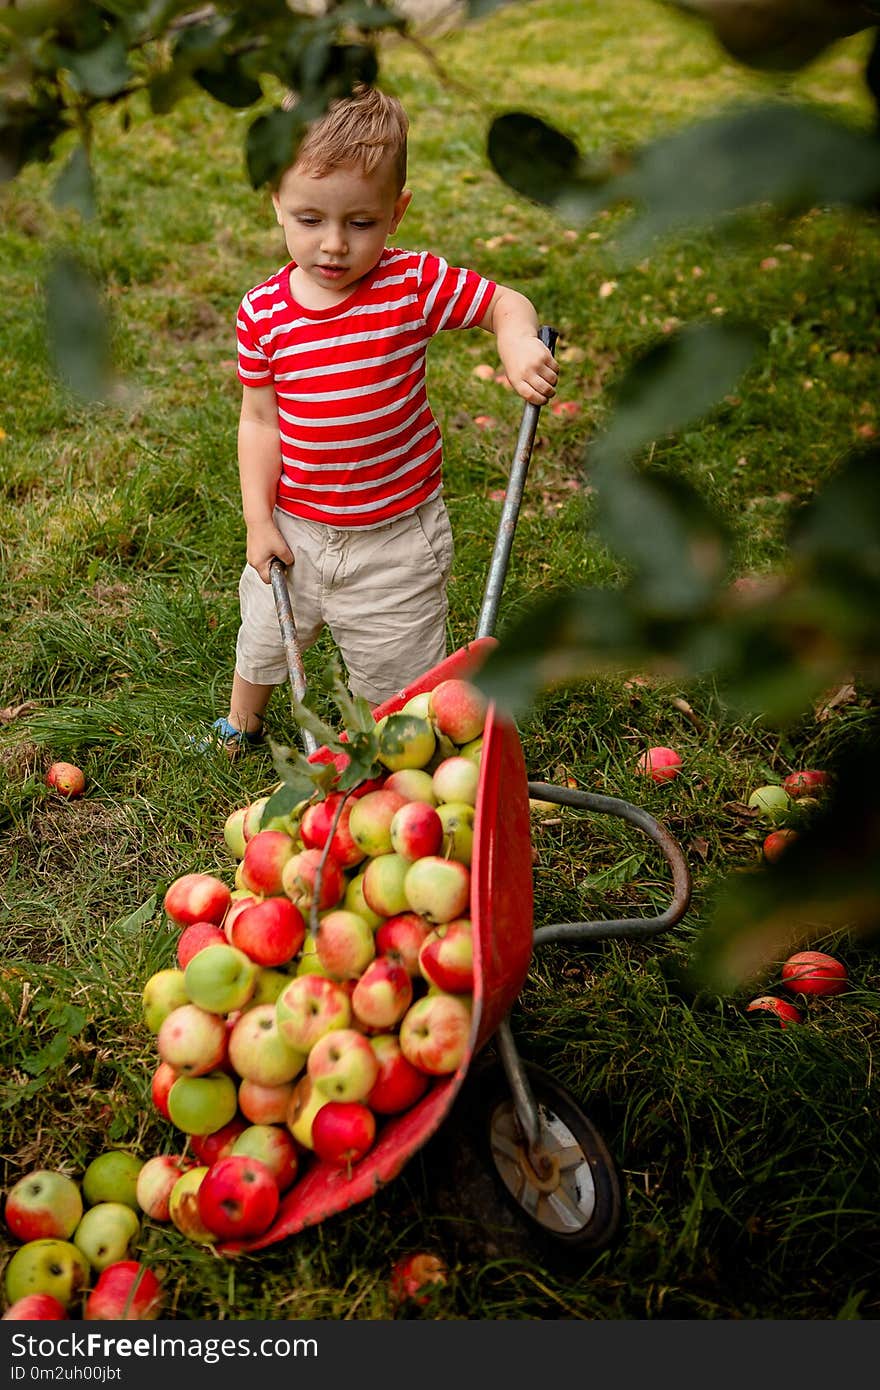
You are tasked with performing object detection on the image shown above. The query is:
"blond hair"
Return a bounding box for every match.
[282,85,408,190]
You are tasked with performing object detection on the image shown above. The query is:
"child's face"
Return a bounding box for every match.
[273,155,411,304]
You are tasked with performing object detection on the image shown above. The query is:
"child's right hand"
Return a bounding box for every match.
[247,520,294,584]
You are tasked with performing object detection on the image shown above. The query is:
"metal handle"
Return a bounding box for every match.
[475,325,560,641]
[268,556,318,756]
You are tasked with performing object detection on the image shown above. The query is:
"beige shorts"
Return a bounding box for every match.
[235,493,454,706]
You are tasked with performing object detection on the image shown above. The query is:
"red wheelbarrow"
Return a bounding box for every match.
[223,329,691,1255]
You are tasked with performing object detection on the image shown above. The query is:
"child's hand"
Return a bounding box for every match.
[500,334,559,405]
[247,520,294,584]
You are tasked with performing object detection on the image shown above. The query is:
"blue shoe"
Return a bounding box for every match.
[186,716,265,756]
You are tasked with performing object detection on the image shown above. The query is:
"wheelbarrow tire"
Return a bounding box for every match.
[475,1059,623,1255]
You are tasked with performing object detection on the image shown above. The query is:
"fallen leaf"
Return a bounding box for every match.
[689,837,710,860]
[0,702,34,724]
[598,280,617,299]
[472,363,495,380]
[815,683,857,721]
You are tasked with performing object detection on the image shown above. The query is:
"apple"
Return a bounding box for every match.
[230,896,305,968]
[45,761,85,798]
[167,1167,215,1244]
[2,1293,68,1320]
[367,1034,430,1115]
[135,1155,195,1222]
[197,1154,279,1241]
[404,856,471,925]
[81,1152,142,1212]
[164,872,232,928]
[275,974,352,1053]
[375,912,432,977]
[222,891,263,942]
[315,909,376,980]
[73,1203,140,1273]
[398,992,472,1075]
[389,1252,448,1307]
[227,1004,307,1086]
[436,802,474,865]
[383,768,437,805]
[377,713,436,772]
[242,796,270,841]
[4,1170,82,1242]
[390,801,443,861]
[781,951,848,997]
[311,1101,376,1167]
[223,806,249,859]
[241,967,294,1010]
[432,756,479,807]
[783,769,830,798]
[84,1261,163,1321]
[747,785,791,822]
[176,921,228,968]
[745,995,803,1028]
[300,794,366,869]
[150,1061,178,1121]
[550,399,581,417]
[362,852,411,917]
[425,731,458,774]
[295,932,331,977]
[239,829,297,897]
[231,1125,299,1193]
[190,1118,249,1166]
[635,746,682,783]
[459,736,483,765]
[184,943,259,1014]
[4,1239,90,1309]
[763,829,799,863]
[343,870,385,929]
[238,1077,297,1126]
[167,1071,239,1136]
[281,847,345,912]
[307,1028,380,1103]
[348,788,408,858]
[157,1003,228,1076]
[351,957,413,1031]
[418,919,473,993]
[428,679,487,745]
[142,968,189,1033]
[285,1075,329,1150]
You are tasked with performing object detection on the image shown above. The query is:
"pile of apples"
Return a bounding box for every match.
[140,677,488,1246]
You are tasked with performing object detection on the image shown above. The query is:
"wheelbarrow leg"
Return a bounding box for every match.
[496,1017,545,1164]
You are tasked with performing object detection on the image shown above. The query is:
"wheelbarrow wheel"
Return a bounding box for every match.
[480,1060,622,1253]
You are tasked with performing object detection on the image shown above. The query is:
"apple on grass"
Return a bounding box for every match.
[418,919,474,994]
[781,951,847,997]
[164,872,232,928]
[398,992,472,1075]
[763,829,799,862]
[428,679,487,746]
[142,968,190,1034]
[310,1101,376,1168]
[73,1203,140,1273]
[747,785,791,822]
[177,921,228,968]
[351,957,413,1032]
[745,995,803,1028]
[389,1253,448,1307]
[375,912,432,977]
[45,762,85,798]
[275,974,352,1054]
[403,856,471,925]
[167,1071,239,1137]
[4,1240,90,1310]
[315,909,376,980]
[230,896,305,968]
[307,1028,380,1102]
[227,1004,307,1086]
[158,1003,228,1076]
[136,1156,195,1222]
[2,1293,68,1320]
[168,1167,215,1244]
[238,1077,297,1126]
[84,1261,163,1321]
[223,805,249,860]
[783,769,830,798]
[82,1152,143,1212]
[231,1125,299,1193]
[635,746,682,783]
[4,1170,83,1242]
[197,1155,279,1241]
[184,943,260,1014]
[368,1034,430,1115]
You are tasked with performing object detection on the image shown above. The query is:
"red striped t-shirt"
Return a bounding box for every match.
[236,248,496,528]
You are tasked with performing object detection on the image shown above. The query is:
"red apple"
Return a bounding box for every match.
[230,896,305,968]
[2,1293,68,1320]
[300,794,366,869]
[221,892,263,943]
[389,1252,448,1307]
[763,829,799,863]
[4,1171,82,1242]
[231,1124,299,1193]
[550,400,581,418]
[315,908,376,980]
[45,762,85,798]
[150,1061,178,1121]
[428,679,487,745]
[307,1028,380,1103]
[351,957,413,1031]
[239,830,297,896]
[780,951,848,997]
[398,992,472,1075]
[783,769,830,798]
[197,1155,279,1241]
[281,847,345,912]
[84,1261,163,1321]
[418,919,474,994]
[390,801,444,861]
[177,921,228,968]
[164,873,231,928]
[238,1077,297,1126]
[367,1034,430,1115]
[310,1101,376,1167]
[635,746,682,782]
[745,995,803,1028]
[135,1155,195,1223]
[190,1118,249,1166]
[157,1003,228,1077]
[375,912,432,977]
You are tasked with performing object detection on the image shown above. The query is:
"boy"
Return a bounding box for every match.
[204,84,558,752]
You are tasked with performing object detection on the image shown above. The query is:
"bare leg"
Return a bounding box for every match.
[227,673,275,734]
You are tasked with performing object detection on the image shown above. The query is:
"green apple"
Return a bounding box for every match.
[342,871,384,930]
[240,967,293,1009]
[167,1071,238,1136]
[81,1152,143,1211]
[436,802,475,865]
[142,968,189,1033]
[73,1203,140,1272]
[168,1167,215,1244]
[223,806,249,860]
[184,943,259,1014]
[4,1239,90,1309]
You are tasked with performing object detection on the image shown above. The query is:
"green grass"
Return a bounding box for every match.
[2,0,880,1321]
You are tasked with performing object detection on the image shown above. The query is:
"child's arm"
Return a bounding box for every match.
[479,286,559,406]
[238,384,294,583]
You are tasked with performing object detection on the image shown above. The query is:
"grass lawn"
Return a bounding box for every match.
[1,0,879,1320]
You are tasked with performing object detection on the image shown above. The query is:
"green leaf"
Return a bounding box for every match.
[269,739,337,803]
[45,251,111,400]
[52,141,96,219]
[62,31,133,99]
[246,107,304,188]
[593,321,760,465]
[194,59,263,109]
[664,0,876,72]
[113,894,158,937]
[262,776,315,825]
[488,111,581,207]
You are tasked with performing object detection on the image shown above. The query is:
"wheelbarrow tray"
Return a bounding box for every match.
[221,637,534,1254]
